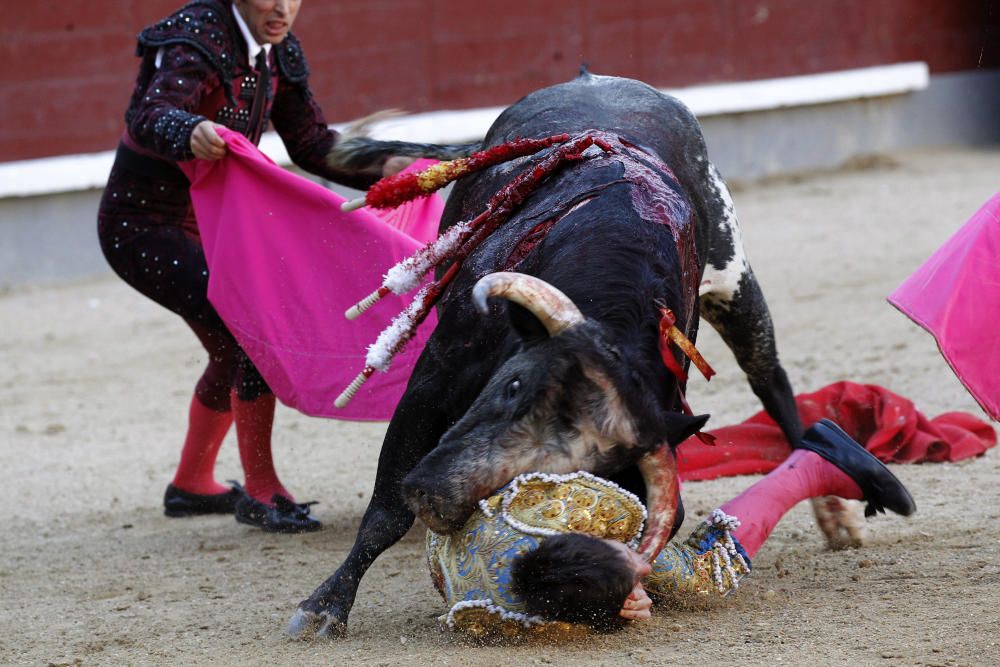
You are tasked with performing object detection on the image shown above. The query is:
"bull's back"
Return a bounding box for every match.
[444,74,714,247]
[488,73,701,165]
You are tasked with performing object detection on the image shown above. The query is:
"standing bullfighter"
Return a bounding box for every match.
[97,0,403,531]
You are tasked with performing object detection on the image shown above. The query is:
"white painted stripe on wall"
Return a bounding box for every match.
[668,61,929,115]
[0,62,929,199]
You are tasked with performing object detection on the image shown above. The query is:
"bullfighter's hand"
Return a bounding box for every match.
[382,156,416,177]
[191,121,228,161]
[619,583,652,621]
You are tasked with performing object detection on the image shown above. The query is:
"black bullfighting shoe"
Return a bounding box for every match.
[233,486,322,533]
[797,418,917,518]
[163,483,241,517]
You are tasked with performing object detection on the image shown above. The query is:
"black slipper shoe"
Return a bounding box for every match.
[163,483,241,517]
[233,484,322,533]
[797,419,917,518]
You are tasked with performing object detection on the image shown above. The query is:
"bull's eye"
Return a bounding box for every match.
[505,378,521,401]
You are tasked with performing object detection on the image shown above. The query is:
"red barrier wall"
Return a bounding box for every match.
[2,0,997,162]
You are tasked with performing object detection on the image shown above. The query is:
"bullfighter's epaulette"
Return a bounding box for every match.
[273,34,310,86]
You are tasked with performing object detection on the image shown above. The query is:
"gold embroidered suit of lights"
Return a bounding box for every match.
[503,477,645,543]
[426,471,645,640]
[643,515,751,598]
[425,472,751,640]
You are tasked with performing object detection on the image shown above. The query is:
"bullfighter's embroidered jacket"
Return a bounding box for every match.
[426,471,751,640]
[102,0,377,238]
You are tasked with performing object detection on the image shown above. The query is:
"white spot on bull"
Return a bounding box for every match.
[563,197,595,216]
[699,164,749,305]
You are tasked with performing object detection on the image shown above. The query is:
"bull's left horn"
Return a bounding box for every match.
[636,443,680,563]
[472,272,584,336]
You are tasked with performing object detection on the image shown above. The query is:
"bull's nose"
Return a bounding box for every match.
[402,477,471,534]
[401,476,434,516]
[405,485,428,508]
[400,475,423,502]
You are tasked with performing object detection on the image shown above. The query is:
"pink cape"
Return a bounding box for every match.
[888,192,1000,421]
[676,381,996,481]
[180,129,442,421]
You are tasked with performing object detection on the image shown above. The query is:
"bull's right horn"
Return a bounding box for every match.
[472,272,584,336]
[636,443,680,563]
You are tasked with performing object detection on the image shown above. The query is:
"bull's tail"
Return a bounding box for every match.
[327,136,481,173]
[327,110,481,173]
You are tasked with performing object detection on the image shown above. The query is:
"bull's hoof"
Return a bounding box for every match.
[286,607,348,640]
[811,496,865,550]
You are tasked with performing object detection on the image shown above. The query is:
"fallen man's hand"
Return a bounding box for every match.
[620,583,653,621]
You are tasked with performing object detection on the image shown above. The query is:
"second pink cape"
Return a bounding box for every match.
[888,192,1000,421]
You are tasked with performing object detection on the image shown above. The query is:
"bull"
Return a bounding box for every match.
[288,72,808,638]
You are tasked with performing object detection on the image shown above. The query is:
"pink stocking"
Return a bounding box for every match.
[232,391,292,504]
[172,395,233,495]
[720,449,861,558]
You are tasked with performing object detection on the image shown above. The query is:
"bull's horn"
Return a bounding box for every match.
[472,272,584,336]
[636,443,680,563]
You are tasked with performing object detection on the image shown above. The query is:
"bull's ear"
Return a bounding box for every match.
[663,412,710,446]
[508,302,551,343]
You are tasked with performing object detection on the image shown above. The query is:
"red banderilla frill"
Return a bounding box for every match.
[340,134,571,212]
[658,307,716,445]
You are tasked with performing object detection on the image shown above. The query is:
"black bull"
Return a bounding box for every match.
[288,73,803,638]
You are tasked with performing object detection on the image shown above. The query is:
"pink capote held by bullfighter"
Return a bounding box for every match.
[180,128,442,421]
[888,191,1000,421]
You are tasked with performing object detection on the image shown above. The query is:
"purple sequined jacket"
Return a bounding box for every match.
[102,0,376,234]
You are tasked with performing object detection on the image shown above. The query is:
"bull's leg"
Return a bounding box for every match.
[286,390,446,639]
[697,164,802,445]
[700,269,802,445]
[697,163,862,548]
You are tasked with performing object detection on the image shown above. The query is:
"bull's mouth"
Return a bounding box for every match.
[404,487,478,535]
[413,504,465,534]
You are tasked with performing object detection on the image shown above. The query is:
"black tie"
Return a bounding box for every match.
[256,50,272,99]
[246,50,271,144]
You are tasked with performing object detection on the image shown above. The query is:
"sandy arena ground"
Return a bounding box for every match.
[2,146,999,666]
